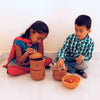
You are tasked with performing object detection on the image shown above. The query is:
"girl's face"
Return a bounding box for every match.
[29,29,48,44]
[75,24,91,40]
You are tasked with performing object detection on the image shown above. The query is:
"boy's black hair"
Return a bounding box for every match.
[21,21,49,38]
[75,15,91,30]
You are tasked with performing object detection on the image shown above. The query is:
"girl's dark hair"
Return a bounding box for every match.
[75,15,91,30]
[21,21,49,38]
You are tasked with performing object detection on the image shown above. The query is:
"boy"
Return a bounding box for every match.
[56,15,94,78]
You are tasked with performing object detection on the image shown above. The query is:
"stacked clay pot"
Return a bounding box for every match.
[52,66,68,81]
[29,52,45,81]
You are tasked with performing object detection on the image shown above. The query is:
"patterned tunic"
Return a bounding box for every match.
[9,39,38,68]
[57,33,94,61]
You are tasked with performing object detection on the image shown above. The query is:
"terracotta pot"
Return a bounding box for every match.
[30,57,45,70]
[30,67,45,81]
[29,53,45,81]
[52,66,68,81]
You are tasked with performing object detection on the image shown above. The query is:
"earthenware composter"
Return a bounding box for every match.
[29,52,45,81]
[52,63,68,81]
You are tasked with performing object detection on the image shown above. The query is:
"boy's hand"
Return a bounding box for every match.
[56,59,64,70]
[26,48,37,55]
[76,55,84,64]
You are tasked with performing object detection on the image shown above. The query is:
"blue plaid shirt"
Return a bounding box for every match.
[57,33,94,61]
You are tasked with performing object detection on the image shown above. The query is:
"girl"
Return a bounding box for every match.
[3,21,52,76]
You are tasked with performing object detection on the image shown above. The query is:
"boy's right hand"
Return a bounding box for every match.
[26,48,37,55]
[56,59,64,70]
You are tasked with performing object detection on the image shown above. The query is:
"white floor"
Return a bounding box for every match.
[0,54,100,100]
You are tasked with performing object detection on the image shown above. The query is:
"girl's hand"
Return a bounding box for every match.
[76,55,84,64]
[56,59,64,70]
[26,48,37,55]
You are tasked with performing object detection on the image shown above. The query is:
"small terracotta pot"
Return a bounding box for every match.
[30,57,45,70]
[30,67,45,81]
[52,66,68,81]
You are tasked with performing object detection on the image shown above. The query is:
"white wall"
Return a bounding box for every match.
[0,0,100,54]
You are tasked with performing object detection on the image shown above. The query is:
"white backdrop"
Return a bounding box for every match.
[0,0,100,54]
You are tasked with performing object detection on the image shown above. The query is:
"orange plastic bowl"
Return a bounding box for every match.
[62,75,81,89]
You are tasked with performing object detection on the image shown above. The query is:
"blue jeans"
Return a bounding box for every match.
[56,56,88,74]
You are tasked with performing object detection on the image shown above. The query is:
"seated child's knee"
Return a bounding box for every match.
[76,61,87,70]
[7,65,17,76]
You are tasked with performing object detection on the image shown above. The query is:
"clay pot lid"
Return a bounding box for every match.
[29,52,42,59]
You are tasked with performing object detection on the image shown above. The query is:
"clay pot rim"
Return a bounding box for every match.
[52,66,68,71]
[30,57,45,61]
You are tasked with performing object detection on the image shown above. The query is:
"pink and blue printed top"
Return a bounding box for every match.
[10,38,38,64]
[3,36,44,68]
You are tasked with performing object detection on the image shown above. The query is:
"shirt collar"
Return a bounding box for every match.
[75,33,89,43]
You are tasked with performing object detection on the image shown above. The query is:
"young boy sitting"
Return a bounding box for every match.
[56,15,94,78]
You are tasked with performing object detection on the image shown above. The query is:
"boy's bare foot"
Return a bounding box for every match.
[75,70,87,78]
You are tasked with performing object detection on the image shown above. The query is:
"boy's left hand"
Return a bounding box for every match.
[76,55,84,64]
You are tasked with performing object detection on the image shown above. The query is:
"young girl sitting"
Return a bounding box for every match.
[3,21,52,76]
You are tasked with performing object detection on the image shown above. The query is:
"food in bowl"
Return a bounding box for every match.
[62,74,81,89]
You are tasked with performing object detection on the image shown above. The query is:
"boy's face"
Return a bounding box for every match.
[75,24,91,40]
[29,29,47,44]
